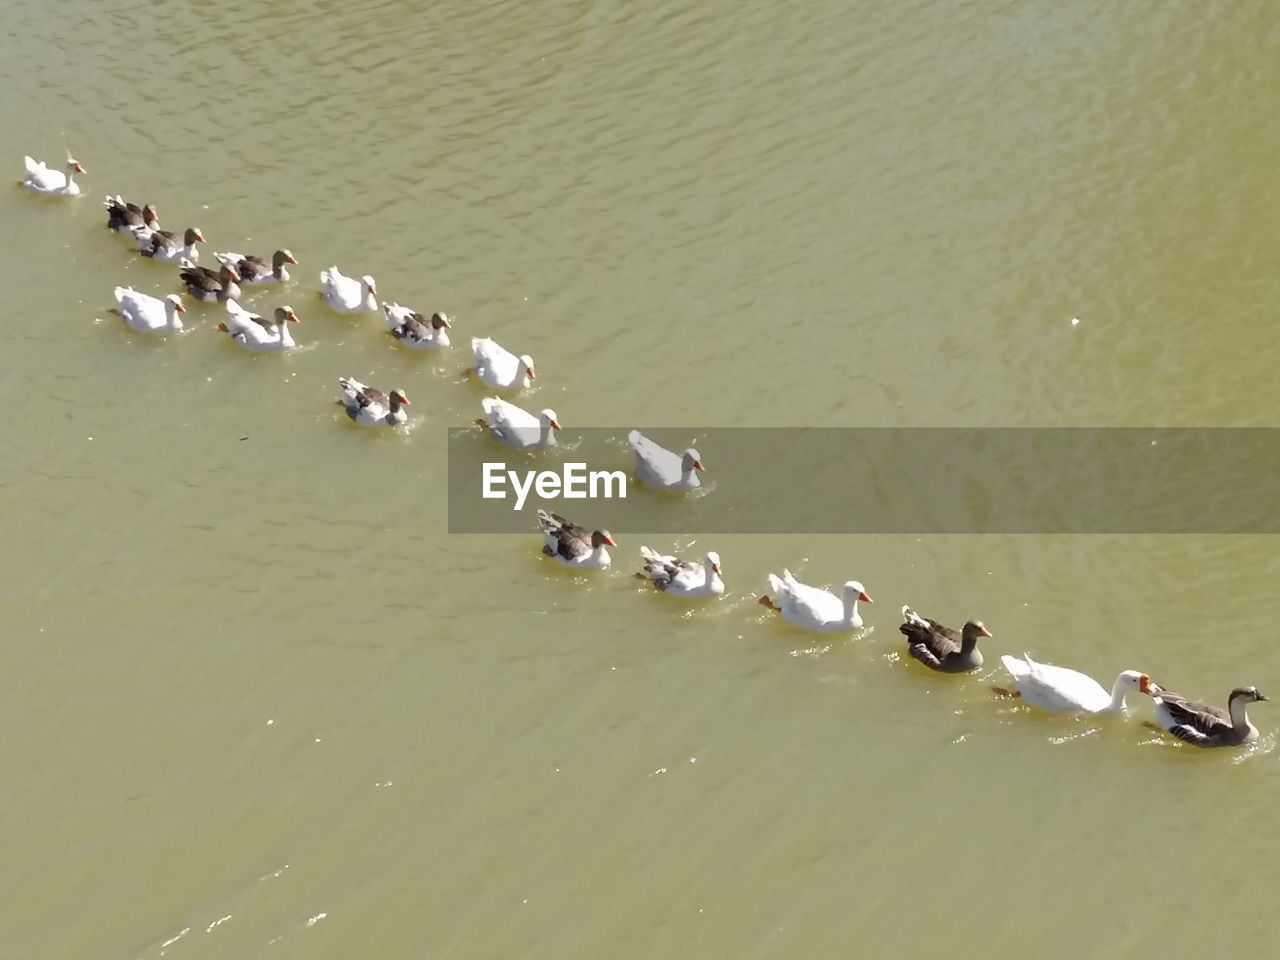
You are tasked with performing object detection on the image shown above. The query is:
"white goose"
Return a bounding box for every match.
[468,337,535,391]
[477,397,560,449]
[112,287,186,333]
[628,430,703,490]
[758,571,871,631]
[22,155,85,196]
[384,302,452,349]
[637,547,724,598]
[996,653,1152,714]
[320,266,377,311]
[216,301,301,351]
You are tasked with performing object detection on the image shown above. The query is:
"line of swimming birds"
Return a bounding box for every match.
[21,153,1269,752]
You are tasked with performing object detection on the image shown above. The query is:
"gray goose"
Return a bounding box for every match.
[899,605,990,673]
[336,377,410,427]
[214,248,297,284]
[180,261,241,303]
[104,195,158,234]
[142,226,205,263]
[389,307,452,348]
[536,510,616,569]
[1149,684,1269,747]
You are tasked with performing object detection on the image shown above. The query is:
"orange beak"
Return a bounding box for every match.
[194,231,205,242]
[73,162,85,173]
[693,460,704,471]
[526,368,536,379]
[440,316,452,328]
[859,591,873,603]
[286,253,298,264]
[175,302,186,313]
[604,535,617,547]
[401,397,411,406]
[288,312,300,323]
[979,625,993,638]
[711,563,721,574]
[1139,675,1151,694]
[550,419,562,430]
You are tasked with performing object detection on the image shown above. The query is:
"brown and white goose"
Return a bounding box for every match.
[104,195,158,234]
[1148,684,1269,747]
[214,248,297,284]
[899,605,990,673]
[537,510,616,569]
[141,226,204,263]
[179,261,241,303]
[385,302,452,349]
[336,377,410,427]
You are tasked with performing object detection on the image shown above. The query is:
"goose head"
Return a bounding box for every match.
[220,263,242,283]
[432,312,452,329]
[681,449,704,473]
[184,227,205,246]
[274,249,298,267]
[842,581,872,604]
[961,620,992,648]
[66,157,86,175]
[1115,670,1153,694]
[705,551,722,576]
[1229,686,1269,705]
[273,305,301,324]
[519,355,536,380]
[164,294,186,328]
[361,275,378,296]
[539,409,562,431]
[141,203,158,226]
[388,389,410,410]
[591,530,618,549]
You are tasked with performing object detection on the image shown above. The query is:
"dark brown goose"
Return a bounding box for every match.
[214,248,297,284]
[536,510,616,569]
[1148,684,1268,747]
[104,195,158,234]
[179,261,241,303]
[899,605,990,673]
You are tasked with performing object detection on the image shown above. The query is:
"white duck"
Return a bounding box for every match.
[112,287,186,333]
[384,302,452,349]
[468,337,535,391]
[996,653,1153,714]
[758,570,871,631]
[216,302,301,351]
[320,266,377,311]
[628,430,703,490]
[537,510,615,569]
[477,397,560,449]
[637,547,724,598]
[22,155,85,196]
[336,377,410,427]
